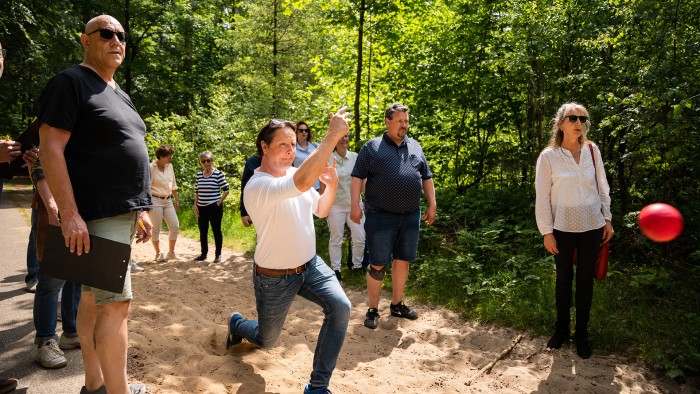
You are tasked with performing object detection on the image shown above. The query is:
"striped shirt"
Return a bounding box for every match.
[195,169,230,206]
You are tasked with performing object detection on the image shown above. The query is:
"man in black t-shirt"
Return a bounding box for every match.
[39,15,151,394]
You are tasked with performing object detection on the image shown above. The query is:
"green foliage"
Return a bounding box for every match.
[177,200,257,253]
[2,0,699,380]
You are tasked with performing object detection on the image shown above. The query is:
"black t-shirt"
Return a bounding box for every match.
[38,65,152,221]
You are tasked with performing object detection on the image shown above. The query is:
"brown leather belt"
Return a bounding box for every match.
[255,262,309,276]
[153,195,171,199]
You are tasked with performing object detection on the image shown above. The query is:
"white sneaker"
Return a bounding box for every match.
[33,338,67,369]
[155,252,166,262]
[59,333,80,350]
[26,279,38,293]
[130,261,145,272]
[166,252,177,260]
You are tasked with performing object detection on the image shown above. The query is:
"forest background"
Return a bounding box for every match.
[1,0,698,382]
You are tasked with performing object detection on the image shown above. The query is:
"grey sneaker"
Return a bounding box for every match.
[26,279,38,293]
[33,338,67,369]
[130,260,145,272]
[214,255,222,263]
[59,333,80,350]
[129,383,147,394]
[166,252,177,260]
[155,252,166,262]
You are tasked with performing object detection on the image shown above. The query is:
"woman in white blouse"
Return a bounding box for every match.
[319,133,366,283]
[535,103,614,359]
[148,145,180,262]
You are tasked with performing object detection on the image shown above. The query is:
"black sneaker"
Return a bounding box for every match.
[364,308,379,329]
[334,270,342,283]
[194,254,207,261]
[390,301,418,320]
[547,328,570,349]
[575,331,592,359]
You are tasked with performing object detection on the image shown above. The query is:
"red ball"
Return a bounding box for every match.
[638,203,684,242]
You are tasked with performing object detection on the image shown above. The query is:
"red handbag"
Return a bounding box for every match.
[572,241,609,280]
[572,145,609,281]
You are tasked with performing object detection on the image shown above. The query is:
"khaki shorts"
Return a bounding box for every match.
[80,212,136,305]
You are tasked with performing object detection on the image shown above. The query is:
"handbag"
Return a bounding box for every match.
[572,144,609,281]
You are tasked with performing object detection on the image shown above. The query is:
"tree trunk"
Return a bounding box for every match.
[353,0,366,149]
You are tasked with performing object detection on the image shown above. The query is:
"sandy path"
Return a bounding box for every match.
[126,234,696,394]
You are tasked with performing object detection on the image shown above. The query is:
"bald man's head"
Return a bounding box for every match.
[85,15,123,34]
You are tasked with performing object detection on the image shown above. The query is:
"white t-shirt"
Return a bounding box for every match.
[244,166,320,269]
[535,143,612,235]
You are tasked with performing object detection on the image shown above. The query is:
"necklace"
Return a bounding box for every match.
[559,144,581,160]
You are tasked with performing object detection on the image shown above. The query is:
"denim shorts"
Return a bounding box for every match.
[364,203,420,265]
[80,212,136,305]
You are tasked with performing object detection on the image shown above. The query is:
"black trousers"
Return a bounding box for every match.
[198,202,224,257]
[552,227,604,333]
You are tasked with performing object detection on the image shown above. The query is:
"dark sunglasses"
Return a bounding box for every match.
[200,159,212,164]
[87,28,128,43]
[565,115,588,123]
[297,128,309,133]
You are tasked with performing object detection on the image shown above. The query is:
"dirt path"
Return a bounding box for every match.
[127,234,695,393]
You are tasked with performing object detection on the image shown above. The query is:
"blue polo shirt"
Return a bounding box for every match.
[352,132,432,213]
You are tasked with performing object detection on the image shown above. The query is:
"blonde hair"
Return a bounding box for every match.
[548,103,591,147]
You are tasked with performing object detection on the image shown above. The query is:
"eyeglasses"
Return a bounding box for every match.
[200,159,212,164]
[565,115,588,123]
[297,128,309,133]
[87,28,128,43]
[0,49,6,59]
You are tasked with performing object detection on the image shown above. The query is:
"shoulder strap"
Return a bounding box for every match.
[589,144,599,193]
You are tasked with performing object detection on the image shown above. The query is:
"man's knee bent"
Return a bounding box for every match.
[367,265,387,281]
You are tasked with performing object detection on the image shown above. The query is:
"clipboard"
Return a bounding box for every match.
[0,119,40,180]
[41,224,132,293]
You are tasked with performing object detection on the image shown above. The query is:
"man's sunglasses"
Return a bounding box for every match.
[87,28,128,43]
[565,115,588,123]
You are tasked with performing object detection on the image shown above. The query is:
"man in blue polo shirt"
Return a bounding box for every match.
[350,102,436,329]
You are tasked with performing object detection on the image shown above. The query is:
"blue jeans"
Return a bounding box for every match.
[33,274,81,344]
[25,208,40,284]
[235,256,351,387]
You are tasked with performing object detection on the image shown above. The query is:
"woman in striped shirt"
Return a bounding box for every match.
[194,151,230,263]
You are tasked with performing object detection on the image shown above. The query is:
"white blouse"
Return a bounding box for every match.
[535,143,611,235]
[150,161,178,198]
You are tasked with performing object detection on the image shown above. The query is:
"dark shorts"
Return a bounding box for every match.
[364,203,420,265]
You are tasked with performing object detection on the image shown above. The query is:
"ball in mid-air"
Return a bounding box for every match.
[638,203,683,242]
